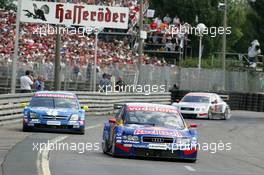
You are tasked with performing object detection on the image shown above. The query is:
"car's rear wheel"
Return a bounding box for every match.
[222,108,230,120]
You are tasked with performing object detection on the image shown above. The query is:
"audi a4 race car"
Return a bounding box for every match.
[22,91,88,134]
[172,92,231,120]
[102,103,198,162]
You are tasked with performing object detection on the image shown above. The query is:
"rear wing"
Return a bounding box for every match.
[219,94,230,101]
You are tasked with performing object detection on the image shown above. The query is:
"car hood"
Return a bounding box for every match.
[173,102,210,108]
[121,124,192,138]
[27,107,79,116]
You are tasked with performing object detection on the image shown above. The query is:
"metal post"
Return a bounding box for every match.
[93,30,98,92]
[54,26,61,90]
[137,0,144,68]
[222,0,227,90]
[198,35,202,69]
[11,0,22,94]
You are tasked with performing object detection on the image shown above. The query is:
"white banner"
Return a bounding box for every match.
[20,0,129,29]
[146,9,155,18]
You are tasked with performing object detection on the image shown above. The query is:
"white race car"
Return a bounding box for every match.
[172,92,231,120]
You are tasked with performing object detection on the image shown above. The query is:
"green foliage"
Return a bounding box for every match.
[149,0,252,56]
[0,0,17,11]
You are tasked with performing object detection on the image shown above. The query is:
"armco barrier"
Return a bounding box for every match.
[0,92,171,125]
[170,90,264,112]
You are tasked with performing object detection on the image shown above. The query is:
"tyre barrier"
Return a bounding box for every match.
[170,90,264,112]
[0,92,171,125]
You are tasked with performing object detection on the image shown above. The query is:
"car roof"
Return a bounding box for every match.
[186,92,216,97]
[126,103,176,109]
[35,91,76,96]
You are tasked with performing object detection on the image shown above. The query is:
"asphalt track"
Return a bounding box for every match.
[1,111,264,175]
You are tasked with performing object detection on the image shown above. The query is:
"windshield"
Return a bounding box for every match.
[181,96,210,103]
[125,110,185,129]
[29,97,79,109]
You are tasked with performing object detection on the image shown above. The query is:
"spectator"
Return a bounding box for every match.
[163,14,172,24]
[115,76,126,92]
[35,75,44,91]
[99,73,111,92]
[20,70,34,93]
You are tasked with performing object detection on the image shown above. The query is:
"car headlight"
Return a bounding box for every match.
[195,107,207,112]
[122,135,139,142]
[30,112,38,119]
[201,107,207,112]
[70,114,79,121]
[195,108,200,111]
[177,138,191,145]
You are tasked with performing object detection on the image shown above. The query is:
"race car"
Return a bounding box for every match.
[102,103,198,162]
[172,92,231,120]
[22,91,88,134]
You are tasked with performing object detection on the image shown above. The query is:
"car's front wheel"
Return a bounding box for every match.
[22,124,31,132]
[79,128,85,135]
[102,139,110,154]
[186,159,197,163]
[208,111,213,120]
[111,135,117,156]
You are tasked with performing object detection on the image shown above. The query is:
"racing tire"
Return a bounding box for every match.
[79,128,85,135]
[111,135,117,156]
[222,108,230,120]
[208,111,213,120]
[186,159,197,163]
[22,124,31,132]
[102,139,110,154]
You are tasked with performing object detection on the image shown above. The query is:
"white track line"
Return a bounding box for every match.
[37,124,101,175]
[184,165,196,172]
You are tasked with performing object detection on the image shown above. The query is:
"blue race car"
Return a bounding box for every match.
[102,103,198,162]
[22,91,88,134]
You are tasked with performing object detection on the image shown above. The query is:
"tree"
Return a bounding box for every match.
[149,0,250,57]
[0,0,17,11]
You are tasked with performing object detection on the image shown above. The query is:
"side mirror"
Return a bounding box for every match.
[175,99,180,103]
[20,102,27,108]
[211,100,217,104]
[81,106,89,111]
[189,123,197,128]
[109,118,116,124]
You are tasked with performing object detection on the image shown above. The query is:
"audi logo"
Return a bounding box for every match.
[152,138,164,143]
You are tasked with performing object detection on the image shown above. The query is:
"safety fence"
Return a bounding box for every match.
[171,90,264,112]
[0,92,171,125]
[1,63,264,94]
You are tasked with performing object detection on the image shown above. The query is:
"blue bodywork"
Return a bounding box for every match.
[102,103,198,161]
[23,91,85,134]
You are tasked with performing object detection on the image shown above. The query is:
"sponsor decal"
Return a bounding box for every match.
[47,121,61,126]
[35,93,75,99]
[134,129,183,137]
[20,0,129,29]
[149,144,168,150]
[127,106,178,113]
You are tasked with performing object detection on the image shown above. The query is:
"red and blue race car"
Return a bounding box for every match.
[102,103,198,162]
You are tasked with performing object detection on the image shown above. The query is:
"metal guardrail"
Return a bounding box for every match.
[0,92,171,125]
